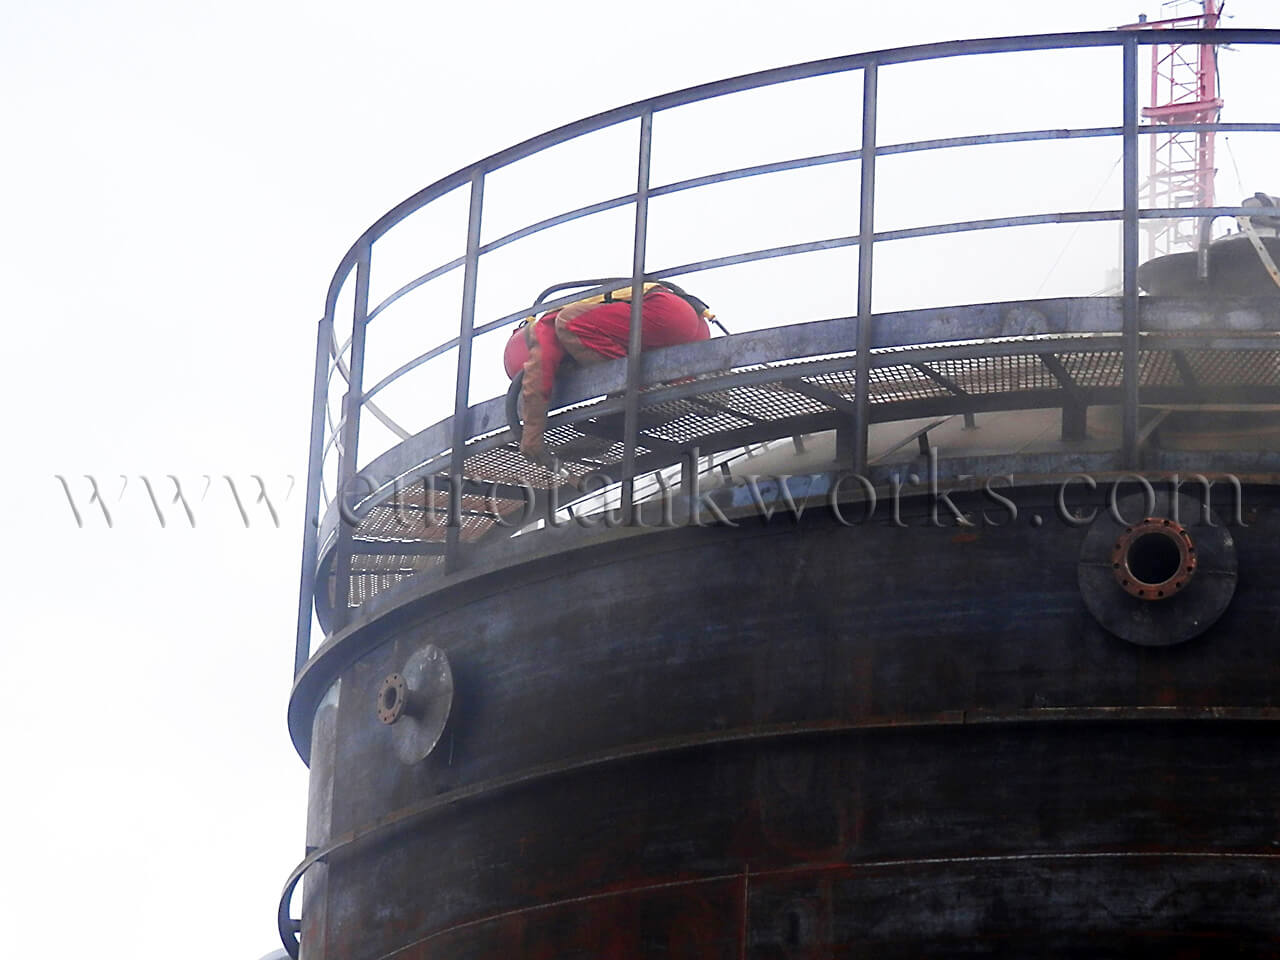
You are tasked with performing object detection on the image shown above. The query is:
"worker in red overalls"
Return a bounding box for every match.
[505,282,712,463]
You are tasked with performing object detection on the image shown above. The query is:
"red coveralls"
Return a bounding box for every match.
[519,287,710,460]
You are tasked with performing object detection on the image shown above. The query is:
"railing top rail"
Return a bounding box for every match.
[322,28,1280,318]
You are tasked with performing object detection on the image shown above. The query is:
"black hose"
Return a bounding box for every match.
[530,278,626,311]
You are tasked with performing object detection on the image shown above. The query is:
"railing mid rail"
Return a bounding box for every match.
[293,29,1280,677]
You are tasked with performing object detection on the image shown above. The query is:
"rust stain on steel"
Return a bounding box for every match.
[290,486,1280,958]
[381,876,743,960]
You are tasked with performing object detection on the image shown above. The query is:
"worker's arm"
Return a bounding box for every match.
[519,313,565,461]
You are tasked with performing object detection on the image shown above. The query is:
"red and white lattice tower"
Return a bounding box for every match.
[1122,1,1224,259]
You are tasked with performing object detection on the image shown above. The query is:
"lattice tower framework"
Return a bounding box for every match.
[1122,1,1224,259]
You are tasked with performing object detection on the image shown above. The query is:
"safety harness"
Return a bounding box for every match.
[599,281,723,332]
[530,278,722,332]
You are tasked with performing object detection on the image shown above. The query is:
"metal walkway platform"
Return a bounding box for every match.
[321,295,1280,616]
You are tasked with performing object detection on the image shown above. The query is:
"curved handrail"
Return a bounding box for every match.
[332,116,1280,452]
[296,26,1280,677]
[320,28,1273,316]
[355,116,1280,350]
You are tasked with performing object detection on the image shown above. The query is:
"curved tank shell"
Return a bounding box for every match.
[295,487,1280,958]
[1138,233,1280,296]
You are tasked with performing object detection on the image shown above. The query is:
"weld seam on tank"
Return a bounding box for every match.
[279,705,1280,946]
[298,849,1280,960]
[328,704,1280,847]
[384,870,746,956]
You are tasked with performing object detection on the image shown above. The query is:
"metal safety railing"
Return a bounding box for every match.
[294,29,1280,677]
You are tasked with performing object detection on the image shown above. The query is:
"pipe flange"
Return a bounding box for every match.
[1109,517,1197,601]
[376,673,409,725]
[1079,491,1237,646]
[374,644,454,763]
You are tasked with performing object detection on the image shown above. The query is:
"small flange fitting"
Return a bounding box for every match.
[376,673,410,725]
[374,644,454,763]
[1110,517,1197,601]
[1079,491,1236,646]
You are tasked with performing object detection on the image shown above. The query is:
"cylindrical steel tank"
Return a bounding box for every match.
[288,480,1280,957]
[281,29,1280,960]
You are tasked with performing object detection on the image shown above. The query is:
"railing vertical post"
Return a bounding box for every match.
[1122,35,1141,468]
[294,313,336,677]
[853,61,879,476]
[622,111,654,522]
[446,170,486,571]
[334,246,372,623]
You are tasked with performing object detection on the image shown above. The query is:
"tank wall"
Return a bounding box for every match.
[300,680,339,960]
[301,485,1280,958]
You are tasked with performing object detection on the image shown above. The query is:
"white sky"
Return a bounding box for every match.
[2,3,1275,958]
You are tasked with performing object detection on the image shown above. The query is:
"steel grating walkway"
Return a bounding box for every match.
[322,297,1280,611]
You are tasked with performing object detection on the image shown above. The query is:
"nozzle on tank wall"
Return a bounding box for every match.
[374,644,454,763]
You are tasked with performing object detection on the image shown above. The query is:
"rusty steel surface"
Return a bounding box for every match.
[285,483,1280,957]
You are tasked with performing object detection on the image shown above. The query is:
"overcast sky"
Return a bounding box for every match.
[2,3,1275,958]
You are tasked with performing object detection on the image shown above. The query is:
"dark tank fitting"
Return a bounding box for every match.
[1078,492,1237,646]
[1110,517,1197,601]
[373,644,455,763]
[376,673,416,725]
